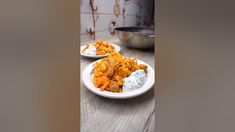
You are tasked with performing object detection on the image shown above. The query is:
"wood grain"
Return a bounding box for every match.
[81,37,155,132]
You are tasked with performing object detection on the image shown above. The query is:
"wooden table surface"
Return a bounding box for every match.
[80,37,155,132]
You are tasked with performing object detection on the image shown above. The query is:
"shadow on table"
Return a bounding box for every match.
[124,46,155,53]
[81,56,102,61]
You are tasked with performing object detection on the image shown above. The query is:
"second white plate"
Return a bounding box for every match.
[80,42,121,59]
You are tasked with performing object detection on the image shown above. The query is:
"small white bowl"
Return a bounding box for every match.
[80,42,121,59]
[82,59,155,99]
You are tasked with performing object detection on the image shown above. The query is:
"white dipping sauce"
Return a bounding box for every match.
[123,70,147,92]
[83,45,96,55]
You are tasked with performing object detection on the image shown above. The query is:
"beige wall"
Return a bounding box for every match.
[80,0,154,43]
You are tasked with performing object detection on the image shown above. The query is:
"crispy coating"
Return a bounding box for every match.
[94,39,115,55]
[82,44,90,52]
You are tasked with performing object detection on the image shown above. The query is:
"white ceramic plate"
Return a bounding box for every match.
[80,42,121,59]
[82,59,155,99]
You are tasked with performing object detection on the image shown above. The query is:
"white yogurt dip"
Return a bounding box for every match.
[83,44,96,55]
[123,70,147,92]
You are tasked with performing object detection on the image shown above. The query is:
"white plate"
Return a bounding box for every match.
[80,42,121,59]
[82,59,155,99]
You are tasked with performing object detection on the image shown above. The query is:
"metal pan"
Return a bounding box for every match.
[115,27,155,49]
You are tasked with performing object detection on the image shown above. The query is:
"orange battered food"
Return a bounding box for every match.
[94,39,115,55]
[82,44,90,52]
[82,39,115,55]
[93,52,147,92]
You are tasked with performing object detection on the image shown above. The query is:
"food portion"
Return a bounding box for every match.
[123,70,147,92]
[93,52,147,92]
[82,39,115,55]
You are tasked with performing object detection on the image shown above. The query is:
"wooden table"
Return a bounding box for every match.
[80,37,155,132]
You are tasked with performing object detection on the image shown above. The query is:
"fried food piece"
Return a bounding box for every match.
[106,56,116,78]
[93,52,148,92]
[109,80,119,92]
[82,44,90,52]
[139,64,148,72]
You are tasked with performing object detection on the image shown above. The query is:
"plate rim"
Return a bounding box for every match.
[82,58,155,99]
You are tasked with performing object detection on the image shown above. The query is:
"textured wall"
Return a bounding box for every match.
[80,0,154,43]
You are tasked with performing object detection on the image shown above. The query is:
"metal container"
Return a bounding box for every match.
[115,27,155,49]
